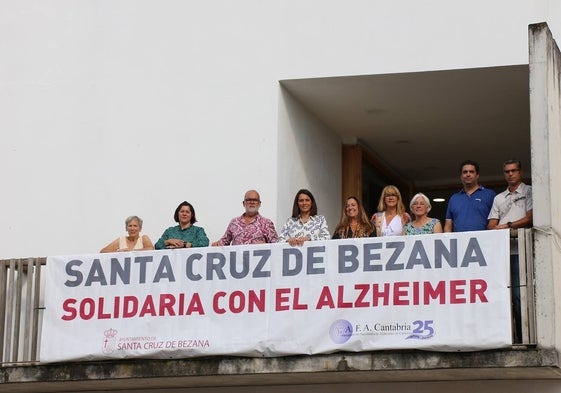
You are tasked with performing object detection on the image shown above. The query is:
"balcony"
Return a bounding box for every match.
[1,229,560,393]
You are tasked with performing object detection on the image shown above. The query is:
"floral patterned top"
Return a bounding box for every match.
[216,213,278,246]
[404,218,440,235]
[155,225,209,249]
[278,215,330,242]
[332,227,375,239]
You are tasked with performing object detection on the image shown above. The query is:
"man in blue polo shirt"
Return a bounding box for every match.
[444,160,495,232]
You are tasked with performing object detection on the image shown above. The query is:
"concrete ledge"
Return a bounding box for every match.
[1,347,560,392]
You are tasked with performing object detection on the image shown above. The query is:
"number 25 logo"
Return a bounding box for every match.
[411,320,434,337]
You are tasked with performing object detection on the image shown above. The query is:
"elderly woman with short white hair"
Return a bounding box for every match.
[100,215,154,252]
[403,193,443,235]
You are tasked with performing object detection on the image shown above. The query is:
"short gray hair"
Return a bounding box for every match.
[503,159,522,170]
[409,193,431,213]
[125,215,143,229]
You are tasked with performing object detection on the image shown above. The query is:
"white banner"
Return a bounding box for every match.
[40,230,512,363]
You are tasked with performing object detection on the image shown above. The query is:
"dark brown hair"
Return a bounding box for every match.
[291,189,318,218]
[173,201,197,224]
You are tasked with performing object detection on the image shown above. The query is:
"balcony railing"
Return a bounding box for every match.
[0,257,45,365]
[518,228,536,344]
[0,229,536,366]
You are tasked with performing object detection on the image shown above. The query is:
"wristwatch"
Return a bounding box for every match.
[507,222,512,228]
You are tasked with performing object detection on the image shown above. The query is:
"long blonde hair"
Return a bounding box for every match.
[377,185,406,216]
[334,196,374,238]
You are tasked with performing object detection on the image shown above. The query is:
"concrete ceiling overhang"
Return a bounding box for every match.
[281,65,531,189]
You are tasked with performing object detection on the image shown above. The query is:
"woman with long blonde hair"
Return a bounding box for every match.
[371,185,409,237]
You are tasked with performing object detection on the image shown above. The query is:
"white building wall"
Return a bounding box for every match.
[275,0,552,78]
[276,88,341,235]
[1,0,560,258]
[1,1,284,256]
[2,2,561,392]
[529,22,561,357]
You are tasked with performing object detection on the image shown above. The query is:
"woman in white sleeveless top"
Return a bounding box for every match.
[371,185,410,237]
[100,215,154,253]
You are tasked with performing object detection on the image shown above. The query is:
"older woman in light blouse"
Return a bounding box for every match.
[279,189,330,246]
[403,193,443,235]
[100,215,154,253]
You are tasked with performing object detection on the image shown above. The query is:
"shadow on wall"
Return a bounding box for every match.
[277,86,341,232]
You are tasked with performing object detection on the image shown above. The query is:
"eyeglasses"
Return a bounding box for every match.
[384,194,398,198]
[504,169,520,174]
[244,198,260,203]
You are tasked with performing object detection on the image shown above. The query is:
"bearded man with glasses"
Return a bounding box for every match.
[212,189,278,246]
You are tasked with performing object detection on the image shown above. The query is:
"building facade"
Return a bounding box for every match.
[1,1,561,392]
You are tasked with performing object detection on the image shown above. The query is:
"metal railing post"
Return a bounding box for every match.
[0,259,6,362]
[1,258,45,365]
[517,228,536,345]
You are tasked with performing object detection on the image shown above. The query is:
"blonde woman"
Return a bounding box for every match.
[371,185,409,237]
